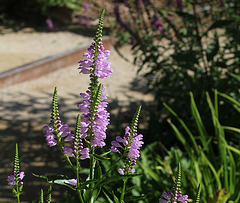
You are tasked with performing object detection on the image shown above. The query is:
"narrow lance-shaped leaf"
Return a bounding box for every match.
[164,102,199,155]
[190,92,208,153]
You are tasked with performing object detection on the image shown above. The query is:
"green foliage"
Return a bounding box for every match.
[164,91,240,202]
[132,91,240,202]
[113,0,240,145]
[1,0,81,24]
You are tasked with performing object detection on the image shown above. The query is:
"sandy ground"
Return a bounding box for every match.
[0,31,153,202]
[0,30,92,72]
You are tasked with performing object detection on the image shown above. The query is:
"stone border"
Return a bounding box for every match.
[0,37,111,88]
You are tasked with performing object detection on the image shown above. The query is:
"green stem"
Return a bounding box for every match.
[16,190,20,203]
[76,158,84,203]
[120,179,128,203]
[16,195,20,203]
[87,147,96,203]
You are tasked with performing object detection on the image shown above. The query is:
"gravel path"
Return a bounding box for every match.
[0,30,92,72]
[0,31,153,202]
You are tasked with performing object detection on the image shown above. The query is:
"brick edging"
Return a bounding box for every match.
[0,37,111,88]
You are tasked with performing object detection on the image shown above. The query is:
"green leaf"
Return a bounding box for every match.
[78,179,98,190]
[95,174,141,189]
[32,174,69,181]
[227,145,240,155]
[103,186,120,203]
[137,160,161,182]
[92,153,110,161]
[166,118,193,158]
[102,189,114,203]
[94,160,102,180]
[200,151,221,190]
[125,195,145,203]
[190,92,208,153]
[48,179,76,189]
[217,91,240,108]
[164,102,199,155]
[228,150,236,194]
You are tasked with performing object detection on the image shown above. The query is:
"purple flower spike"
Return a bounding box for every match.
[111,125,143,175]
[78,87,110,148]
[78,41,113,79]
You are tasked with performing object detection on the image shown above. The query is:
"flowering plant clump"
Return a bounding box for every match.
[37,10,144,202]
[7,10,201,203]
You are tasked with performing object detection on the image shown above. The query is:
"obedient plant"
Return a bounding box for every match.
[7,10,200,202]
[41,10,143,202]
[110,106,143,175]
[159,163,200,203]
[7,143,24,203]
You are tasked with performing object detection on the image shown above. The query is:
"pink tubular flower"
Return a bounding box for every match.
[110,126,143,175]
[159,190,188,203]
[78,41,113,79]
[7,171,25,186]
[78,87,110,148]
[43,120,74,147]
[7,175,15,185]
[65,179,77,186]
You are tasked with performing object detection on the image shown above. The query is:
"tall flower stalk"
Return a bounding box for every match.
[159,163,188,203]
[159,163,200,203]
[110,106,143,201]
[7,143,24,203]
[43,87,75,170]
[77,9,113,202]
